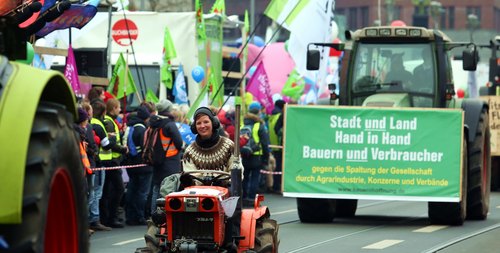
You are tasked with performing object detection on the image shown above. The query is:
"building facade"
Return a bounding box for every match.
[335,0,500,32]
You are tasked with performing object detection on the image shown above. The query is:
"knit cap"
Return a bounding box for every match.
[76,107,89,124]
[248,101,261,114]
[156,99,173,113]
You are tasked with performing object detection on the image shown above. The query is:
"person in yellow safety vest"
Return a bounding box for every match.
[241,101,270,207]
[148,99,183,214]
[101,98,128,228]
[268,99,286,194]
[89,99,113,232]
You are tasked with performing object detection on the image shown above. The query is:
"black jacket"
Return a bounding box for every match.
[149,113,183,185]
[124,114,152,174]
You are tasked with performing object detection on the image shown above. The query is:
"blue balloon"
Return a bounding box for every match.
[248,66,257,77]
[191,66,205,83]
[252,36,265,47]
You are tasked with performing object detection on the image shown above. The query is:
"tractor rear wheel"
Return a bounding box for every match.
[252,217,279,253]
[428,137,468,225]
[334,199,358,217]
[0,102,89,252]
[466,110,491,220]
[297,198,335,223]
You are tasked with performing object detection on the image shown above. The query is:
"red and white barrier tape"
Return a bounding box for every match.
[90,164,149,172]
[260,169,282,175]
[91,165,283,175]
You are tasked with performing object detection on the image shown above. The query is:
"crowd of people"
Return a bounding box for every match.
[73,86,287,235]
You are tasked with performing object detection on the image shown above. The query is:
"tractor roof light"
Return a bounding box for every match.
[409,29,422,37]
[365,29,378,37]
[395,28,408,36]
[379,28,391,36]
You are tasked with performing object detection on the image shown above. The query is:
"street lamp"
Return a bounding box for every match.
[467,13,479,42]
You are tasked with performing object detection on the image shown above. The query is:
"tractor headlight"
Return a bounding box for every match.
[201,198,215,211]
[169,198,182,210]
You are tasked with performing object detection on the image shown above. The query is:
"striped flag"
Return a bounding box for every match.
[264,0,309,29]
[265,0,334,101]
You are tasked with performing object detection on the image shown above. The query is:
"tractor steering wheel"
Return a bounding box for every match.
[182,170,232,186]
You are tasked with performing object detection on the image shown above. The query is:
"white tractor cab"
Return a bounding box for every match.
[307,26,479,108]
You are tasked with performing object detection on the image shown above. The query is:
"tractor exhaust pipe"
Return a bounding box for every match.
[230,104,243,245]
[231,103,242,202]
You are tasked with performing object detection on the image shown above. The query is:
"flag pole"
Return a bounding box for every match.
[124,50,143,104]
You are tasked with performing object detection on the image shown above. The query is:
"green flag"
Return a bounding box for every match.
[108,53,137,99]
[186,84,209,120]
[264,0,308,28]
[210,0,225,15]
[281,69,304,100]
[205,17,223,107]
[161,26,177,89]
[195,0,206,41]
[145,89,159,103]
[243,10,249,57]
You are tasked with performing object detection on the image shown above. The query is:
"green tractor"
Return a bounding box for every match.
[0,15,89,252]
[303,25,491,225]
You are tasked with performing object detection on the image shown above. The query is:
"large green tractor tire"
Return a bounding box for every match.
[0,102,89,252]
[334,199,358,217]
[252,217,279,253]
[466,110,491,220]
[297,198,335,223]
[428,137,467,225]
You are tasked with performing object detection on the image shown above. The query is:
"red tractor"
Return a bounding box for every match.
[137,170,279,253]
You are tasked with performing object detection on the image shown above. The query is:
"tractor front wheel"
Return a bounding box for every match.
[466,110,491,220]
[252,217,279,253]
[297,198,335,223]
[0,102,89,252]
[428,136,468,225]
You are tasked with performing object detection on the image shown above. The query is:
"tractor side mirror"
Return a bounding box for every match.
[462,46,478,71]
[306,49,320,70]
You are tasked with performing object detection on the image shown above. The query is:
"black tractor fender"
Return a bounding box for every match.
[461,99,488,143]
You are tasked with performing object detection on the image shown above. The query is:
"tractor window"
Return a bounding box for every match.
[351,43,436,107]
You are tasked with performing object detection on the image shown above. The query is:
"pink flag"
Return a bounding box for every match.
[64,45,81,96]
[246,62,274,114]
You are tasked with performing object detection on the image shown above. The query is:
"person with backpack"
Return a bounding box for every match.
[241,101,270,207]
[123,105,152,226]
[146,99,183,214]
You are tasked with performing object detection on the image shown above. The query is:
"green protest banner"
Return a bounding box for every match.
[205,16,224,107]
[283,106,464,202]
